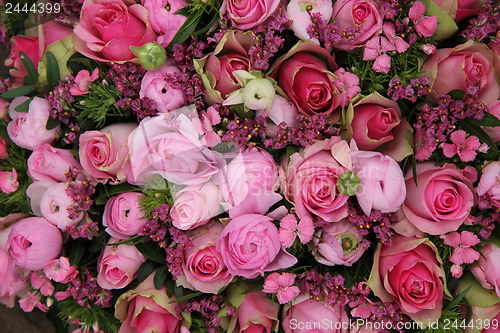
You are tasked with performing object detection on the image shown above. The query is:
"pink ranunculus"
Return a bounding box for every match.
[4,36,40,86]
[115,271,184,333]
[0,247,26,307]
[311,219,367,266]
[7,97,61,150]
[483,101,500,142]
[402,163,476,235]
[103,192,148,239]
[286,0,333,43]
[97,238,146,290]
[73,0,158,62]
[477,162,500,208]
[27,144,82,182]
[194,30,253,105]
[368,235,448,323]
[79,123,136,183]
[282,294,349,333]
[343,92,413,161]
[331,0,383,51]
[176,220,234,294]
[256,95,300,137]
[70,68,99,96]
[221,0,280,30]
[6,217,63,271]
[470,242,500,298]
[139,62,186,113]
[351,150,406,215]
[39,182,84,230]
[142,0,188,47]
[284,137,351,223]
[421,41,500,105]
[217,214,297,279]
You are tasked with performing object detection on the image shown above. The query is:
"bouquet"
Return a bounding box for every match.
[0,0,499,332]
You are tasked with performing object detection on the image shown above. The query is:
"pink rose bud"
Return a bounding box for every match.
[222,0,281,30]
[142,0,188,47]
[227,289,280,332]
[27,144,82,182]
[103,192,148,239]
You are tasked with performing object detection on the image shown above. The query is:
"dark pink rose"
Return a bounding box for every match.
[139,63,185,113]
[368,235,448,323]
[73,0,157,62]
[103,192,148,239]
[27,144,82,182]
[221,0,280,30]
[142,0,188,47]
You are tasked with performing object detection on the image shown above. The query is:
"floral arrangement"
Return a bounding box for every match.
[0,0,500,332]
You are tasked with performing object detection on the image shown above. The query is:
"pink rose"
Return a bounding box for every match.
[331,0,383,51]
[343,92,413,161]
[312,219,367,266]
[97,238,146,289]
[139,63,186,113]
[27,144,82,182]
[79,123,136,183]
[6,217,63,271]
[256,95,300,137]
[421,41,500,105]
[0,247,25,307]
[286,0,333,42]
[73,0,157,62]
[7,97,61,150]
[142,0,188,47]
[103,192,148,239]
[282,294,349,333]
[284,137,351,223]
[432,0,486,23]
[221,0,280,30]
[483,101,500,142]
[217,214,297,279]
[39,182,84,230]
[176,220,234,294]
[477,162,500,208]
[195,30,253,105]
[368,235,448,323]
[115,271,184,333]
[470,242,500,298]
[402,163,476,235]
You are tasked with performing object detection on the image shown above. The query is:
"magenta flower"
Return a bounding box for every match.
[333,68,361,107]
[262,272,300,304]
[442,230,480,265]
[441,130,480,162]
[278,214,314,248]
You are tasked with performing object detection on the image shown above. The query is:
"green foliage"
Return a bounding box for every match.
[139,180,175,219]
[55,298,120,333]
[76,79,123,128]
[418,307,466,333]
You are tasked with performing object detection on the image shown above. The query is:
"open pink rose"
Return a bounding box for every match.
[103,192,148,239]
[73,0,157,62]
[477,162,500,208]
[142,0,188,47]
[221,0,280,30]
[368,235,448,323]
[27,144,82,182]
[470,242,500,299]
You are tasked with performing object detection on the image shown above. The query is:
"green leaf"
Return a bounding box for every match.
[165,278,174,298]
[169,291,204,304]
[19,51,38,83]
[46,51,60,90]
[286,145,300,164]
[136,261,156,283]
[14,97,33,113]
[95,183,137,205]
[173,7,190,17]
[447,89,465,101]
[192,13,219,36]
[444,285,472,311]
[464,113,500,127]
[154,265,169,290]
[135,241,166,264]
[1,85,35,99]
[0,124,15,146]
[68,239,86,266]
[411,154,418,187]
[167,11,202,48]
[46,117,59,130]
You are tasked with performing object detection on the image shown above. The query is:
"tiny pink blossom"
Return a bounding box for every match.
[278,214,314,248]
[333,68,361,107]
[479,143,489,153]
[70,68,99,96]
[450,264,463,278]
[441,130,480,162]
[43,256,78,283]
[442,230,480,265]
[0,168,18,194]
[409,1,437,37]
[262,272,300,304]
[363,37,395,74]
[19,291,48,312]
[30,272,54,296]
[54,291,69,301]
[383,23,409,54]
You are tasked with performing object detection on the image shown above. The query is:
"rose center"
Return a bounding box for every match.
[352,3,372,26]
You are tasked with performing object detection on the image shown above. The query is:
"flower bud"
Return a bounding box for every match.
[130,42,167,71]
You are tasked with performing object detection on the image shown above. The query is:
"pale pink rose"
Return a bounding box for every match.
[79,123,136,183]
[286,0,333,42]
[477,162,500,208]
[103,192,148,239]
[483,101,500,142]
[176,220,234,294]
[0,247,26,307]
[43,257,77,284]
[73,0,157,62]
[256,95,300,137]
[27,144,82,182]
[139,63,185,113]
[115,272,183,333]
[97,238,146,290]
[6,217,63,271]
[351,149,406,215]
[470,242,500,298]
[282,294,349,333]
[39,182,84,229]
[0,168,18,194]
[170,182,221,230]
[7,97,61,150]
[284,137,351,223]
[331,0,383,51]
[142,0,188,47]
[217,214,297,279]
[402,163,476,235]
[312,219,366,266]
[221,0,280,30]
[70,68,99,96]
[367,235,447,323]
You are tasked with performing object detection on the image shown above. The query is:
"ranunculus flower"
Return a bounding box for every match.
[282,293,349,333]
[217,214,297,279]
[142,0,188,47]
[402,163,476,235]
[103,192,148,239]
[139,62,186,113]
[312,219,366,266]
[331,0,383,51]
[195,30,253,105]
[284,137,351,223]
[97,238,146,289]
[368,235,449,324]
[73,0,157,62]
[6,217,63,271]
[421,41,500,105]
[79,123,136,183]
[351,149,406,215]
[343,92,413,161]
[470,242,500,298]
[115,271,184,333]
[27,144,82,182]
[221,0,280,30]
[7,97,61,150]
[286,0,333,43]
[39,182,84,230]
[477,162,500,208]
[0,247,26,307]
[176,220,234,294]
